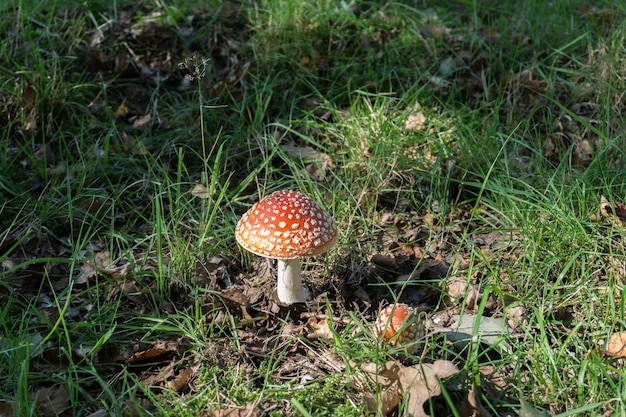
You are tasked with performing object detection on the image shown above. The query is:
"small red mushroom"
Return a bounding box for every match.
[376,303,424,347]
[235,190,338,305]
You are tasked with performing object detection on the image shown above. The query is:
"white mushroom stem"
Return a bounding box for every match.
[276,259,309,304]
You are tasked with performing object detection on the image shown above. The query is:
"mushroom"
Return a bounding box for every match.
[235,190,338,305]
[376,303,424,347]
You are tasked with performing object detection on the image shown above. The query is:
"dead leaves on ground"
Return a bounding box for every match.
[5,339,196,417]
[281,142,335,181]
[420,19,610,170]
[359,359,494,417]
[592,195,626,229]
[605,332,626,358]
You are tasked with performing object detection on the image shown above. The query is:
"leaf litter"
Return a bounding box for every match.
[2,2,624,416]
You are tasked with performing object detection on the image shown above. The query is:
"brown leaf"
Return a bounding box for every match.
[397,360,460,417]
[220,287,252,320]
[307,317,335,341]
[605,332,626,357]
[446,276,497,312]
[281,142,334,181]
[370,253,399,270]
[130,113,152,128]
[75,262,96,284]
[458,382,493,417]
[127,347,172,365]
[501,70,544,104]
[0,400,15,417]
[405,112,427,131]
[582,6,622,26]
[92,251,133,278]
[167,367,194,392]
[33,385,71,416]
[360,361,402,415]
[598,195,626,228]
[191,183,213,199]
[570,139,593,166]
[360,360,460,417]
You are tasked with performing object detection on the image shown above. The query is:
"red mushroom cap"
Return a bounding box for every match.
[235,190,338,259]
[376,303,424,346]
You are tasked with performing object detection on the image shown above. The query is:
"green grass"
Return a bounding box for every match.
[2,0,626,415]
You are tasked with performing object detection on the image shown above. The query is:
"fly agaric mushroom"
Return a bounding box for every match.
[235,190,338,305]
[376,303,424,347]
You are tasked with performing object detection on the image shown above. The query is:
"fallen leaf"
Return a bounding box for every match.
[191,183,213,199]
[281,142,334,181]
[130,113,152,128]
[506,305,529,331]
[89,251,133,278]
[220,287,252,320]
[0,400,16,417]
[307,317,336,341]
[360,360,460,417]
[167,367,194,392]
[501,69,545,105]
[446,277,498,312]
[582,6,622,26]
[405,112,427,131]
[360,361,402,414]
[398,360,460,417]
[605,332,626,357]
[127,347,172,365]
[75,262,96,284]
[458,382,493,417]
[572,139,593,166]
[33,385,71,416]
[597,195,626,228]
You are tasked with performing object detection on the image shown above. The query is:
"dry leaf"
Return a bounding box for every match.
[458,382,493,417]
[361,360,460,417]
[582,6,622,26]
[572,139,593,166]
[398,360,460,417]
[85,410,109,417]
[127,347,173,365]
[307,317,336,341]
[281,142,334,181]
[360,361,402,414]
[0,400,16,417]
[167,367,194,392]
[220,287,252,320]
[191,183,213,199]
[34,385,71,416]
[605,332,626,357]
[90,251,132,278]
[597,195,626,228]
[501,70,544,104]
[405,112,427,130]
[130,113,152,128]
[75,262,96,284]
[446,276,497,312]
